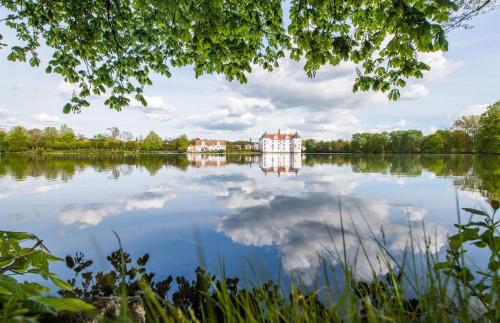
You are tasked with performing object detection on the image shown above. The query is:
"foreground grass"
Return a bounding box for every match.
[1,204,498,322]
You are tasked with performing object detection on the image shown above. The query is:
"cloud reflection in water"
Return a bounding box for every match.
[217,192,448,279]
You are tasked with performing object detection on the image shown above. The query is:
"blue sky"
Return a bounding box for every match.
[0,9,499,141]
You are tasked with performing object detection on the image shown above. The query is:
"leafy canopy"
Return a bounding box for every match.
[1,0,457,112]
[475,101,500,154]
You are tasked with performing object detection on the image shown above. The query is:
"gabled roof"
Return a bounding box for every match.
[194,139,227,146]
[260,131,301,140]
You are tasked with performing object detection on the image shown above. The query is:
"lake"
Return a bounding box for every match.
[0,153,498,285]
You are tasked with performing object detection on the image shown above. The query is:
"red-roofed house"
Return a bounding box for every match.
[187,139,227,152]
[259,130,302,153]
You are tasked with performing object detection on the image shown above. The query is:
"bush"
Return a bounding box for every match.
[0,231,93,321]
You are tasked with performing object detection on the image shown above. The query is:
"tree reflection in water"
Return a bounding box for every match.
[0,153,497,200]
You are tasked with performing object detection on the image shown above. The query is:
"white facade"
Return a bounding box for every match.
[187,154,226,167]
[259,153,302,175]
[187,139,226,152]
[259,131,302,153]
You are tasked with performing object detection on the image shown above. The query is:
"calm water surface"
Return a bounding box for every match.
[0,153,498,283]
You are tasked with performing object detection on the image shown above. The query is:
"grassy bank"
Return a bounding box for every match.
[1,204,498,322]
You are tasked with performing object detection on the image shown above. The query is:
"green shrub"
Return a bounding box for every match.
[0,231,93,321]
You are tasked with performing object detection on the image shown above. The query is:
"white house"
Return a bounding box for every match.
[187,154,226,167]
[187,139,227,152]
[259,131,301,153]
[260,153,302,175]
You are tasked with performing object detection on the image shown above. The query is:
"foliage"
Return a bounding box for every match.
[387,130,423,153]
[436,129,473,153]
[5,126,31,152]
[0,130,6,152]
[351,133,389,153]
[0,0,462,111]
[419,132,444,153]
[142,131,164,151]
[0,231,93,321]
[475,101,500,154]
[165,135,190,153]
[435,204,500,321]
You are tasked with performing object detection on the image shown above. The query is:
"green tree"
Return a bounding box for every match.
[351,134,369,153]
[59,125,76,148]
[303,139,317,153]
[176,135,190,153]
[5,126,31,152]
[0,130,6,152]
[367,133,389,153]
[388,130,423,153]
[433,130,472,153]
[351,133,388,153]
[1,0,461,112]
[420,133,444,153]
[142,131,164,151]
[43,127,60,149]
[475,101,500,154]
[28,128,43,150]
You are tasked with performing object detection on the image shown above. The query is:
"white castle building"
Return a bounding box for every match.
[260,153,302,175]
[259,131,302,153]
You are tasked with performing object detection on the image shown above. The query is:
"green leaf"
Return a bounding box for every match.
[462,208,489,217]
[49,274,73,291]
[23,298,56,315]
[434,262,451,270]
[41,298,94,313]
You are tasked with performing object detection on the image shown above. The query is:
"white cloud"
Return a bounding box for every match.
[35,184,62,193]
[403,206,428,221]
[419,51,463,81]
[33,113,60,123]
[218,193,448,280]
[8,81,23,90]
[59,204,121,228]
[128,96,176,122]
[126,184,176,211]
[459,103,489,116]
[59,183,176,228]
[397,119,408,127]
[0,108,18,128]
[186,96,274,132]
[57,82,78,97]
[225,59,387,111]
[290,109,360,139]
[128,96,174,111]
[401,84,430,99]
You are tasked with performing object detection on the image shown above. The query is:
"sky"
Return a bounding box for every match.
[0,9,499,141]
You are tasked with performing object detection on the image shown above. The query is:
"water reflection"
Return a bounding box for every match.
[0,153,497,203]
[260,153,302,175]
[59,183,176,228]
[188,154,227,167]
[217,193,446,279]
[0,153,496,281]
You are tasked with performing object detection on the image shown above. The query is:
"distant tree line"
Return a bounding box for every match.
[1,101,498,154]
[0,125,191,153]
[304,101,499,154]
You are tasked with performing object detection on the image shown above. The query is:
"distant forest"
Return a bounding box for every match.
[0,101,498,154]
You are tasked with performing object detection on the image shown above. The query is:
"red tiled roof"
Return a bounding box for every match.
[194,139,227,146]
[264,133,293,140]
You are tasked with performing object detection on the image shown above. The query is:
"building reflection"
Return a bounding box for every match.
[187,154,227,167]
[259,153,302,176]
